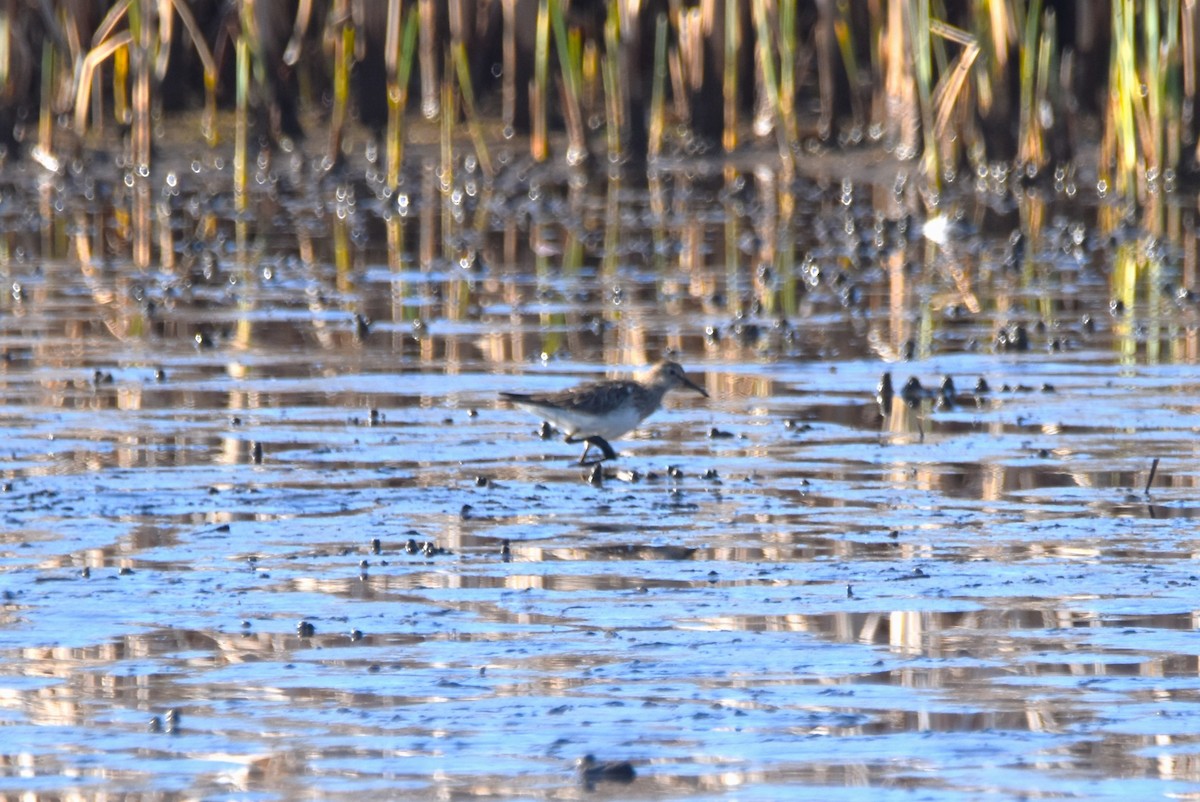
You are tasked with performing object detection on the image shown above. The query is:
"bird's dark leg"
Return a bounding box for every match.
[582,436,616,464]
[567,435,617,464]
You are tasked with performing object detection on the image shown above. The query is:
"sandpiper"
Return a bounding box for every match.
[500,360,708,464]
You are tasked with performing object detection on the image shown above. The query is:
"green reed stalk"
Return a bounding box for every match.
[1164,0,1182,178]
[602,1,622,159]
[1144,0,1161,176]
[440,73,454,193]
[234,34,248,209]
[929,20,978,157]
[129,0,151,172]
[1034,7,1056,167]
[418,0,438,118]
[778,0,798,145]
[532,0,550,161]
[832,1,865,127]
[752,0,793,173]
[722,0,738,152]
[501,0,517,134]
[452,39,494,177]
[329,5,353,165]
[168,0,220,146]
[1109,0,1138,199]
[647,12,668,161]
[549,0,586,164]
[0,15,8,91]
[1016,0,1042,168]
[1183,1,1196,148]
[38,40,53,159]
[905,0,938,188]
[386,5,419,190]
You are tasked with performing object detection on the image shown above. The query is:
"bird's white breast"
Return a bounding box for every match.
[520,401,646,441]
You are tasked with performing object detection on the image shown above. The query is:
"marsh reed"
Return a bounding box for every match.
[0,0,1196,207]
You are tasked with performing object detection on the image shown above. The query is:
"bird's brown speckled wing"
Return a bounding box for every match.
[502,380,642,415]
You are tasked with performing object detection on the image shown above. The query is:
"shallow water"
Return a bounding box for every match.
[3,151,1200,800]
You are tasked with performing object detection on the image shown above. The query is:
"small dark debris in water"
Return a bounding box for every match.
[500,539,512,561]
[1006,230,1025,267]
[708,427,734,439]
[578,755,636,787]
[118,567,134,576]
[405,538,419,554]
[587,464,604,486]
[349,628,364,642]
[474,475,490,488]
[732,321,760,345]
[888,530,900,539]
[1145,457,1160,495]
[251,441,264,464]
[353,313,371,340]
[1041,383,1056,393]
[538,421,554,439]
[1109,298,1125,316]
[943,303,970,321]
[80,566,90,578]
[877,372,894,407]
[370,538,382,555]
[297,621,316,637]
[937,376,957,409]
[1038,448,1051,458]
[421,541,449,557]
[994,324,1030,352]
[900,377,925,405]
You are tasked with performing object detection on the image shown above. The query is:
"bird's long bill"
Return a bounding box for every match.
[682,374,709,397]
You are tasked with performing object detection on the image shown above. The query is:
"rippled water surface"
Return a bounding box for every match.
[3,152,1200,800]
